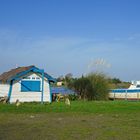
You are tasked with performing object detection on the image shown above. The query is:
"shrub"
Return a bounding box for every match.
[68,94,78,101]
[68,73,109,100]
[87,73,109,100]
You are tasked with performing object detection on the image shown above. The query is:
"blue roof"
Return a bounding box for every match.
[51,87,75,95]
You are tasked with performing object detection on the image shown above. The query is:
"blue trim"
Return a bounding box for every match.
[41,69,44,104]
[111,89,140,93]
[8,66,36,82]
[8,66,56,83]
[44,73,56,83]
[32,68,56,82]
[8,80,13,102]
[49,82,52,102]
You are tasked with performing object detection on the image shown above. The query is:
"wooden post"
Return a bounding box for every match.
[49,81,52,102]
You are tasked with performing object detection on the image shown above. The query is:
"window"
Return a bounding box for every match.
[23,77,30,79]
[32,77,35,79]
[36,77,40,80]
[21,80,41,92]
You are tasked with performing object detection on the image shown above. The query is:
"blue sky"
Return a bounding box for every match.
[0,0,140,81]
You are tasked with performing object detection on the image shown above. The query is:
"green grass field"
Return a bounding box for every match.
[0,101,140,140]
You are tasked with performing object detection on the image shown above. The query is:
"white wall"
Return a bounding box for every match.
[109,92,140,100]
[9,72,51,103]
[0,83,9,97]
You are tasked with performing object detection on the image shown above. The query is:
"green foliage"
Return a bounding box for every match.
[68,94,78,101]
[68,73,109,100]
[87,73,109,100]
[69,76,92,100]
[109,78,122,84]
[57,75,64,82]
[108,78,130,89]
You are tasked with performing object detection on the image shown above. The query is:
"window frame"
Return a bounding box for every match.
[21,80,41,92]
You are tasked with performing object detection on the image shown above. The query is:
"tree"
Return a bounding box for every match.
[65,73,73,87]
[57,75,64,82]
[108,77,130,89]
[65,73,73,79]
[68,73,109,100]
[70,76,92,100]
[87,73,109,100]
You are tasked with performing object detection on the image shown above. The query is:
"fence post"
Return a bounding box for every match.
[137,92,139,101]
[125,90,127,101]
[114,92,115,100]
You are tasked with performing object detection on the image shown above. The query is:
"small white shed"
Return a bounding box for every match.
[0,65,56,103]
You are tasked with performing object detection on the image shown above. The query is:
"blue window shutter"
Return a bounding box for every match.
[21,80,41,92]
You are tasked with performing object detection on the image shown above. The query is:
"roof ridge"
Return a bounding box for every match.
[0,65,35,83]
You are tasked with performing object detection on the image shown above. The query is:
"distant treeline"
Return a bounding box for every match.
[55,73,130,101]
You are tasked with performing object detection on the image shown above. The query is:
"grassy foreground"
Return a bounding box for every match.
[0,101,140,140]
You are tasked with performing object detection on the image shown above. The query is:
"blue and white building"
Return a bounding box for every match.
[0,65,56,103]
[109,81,140,100]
